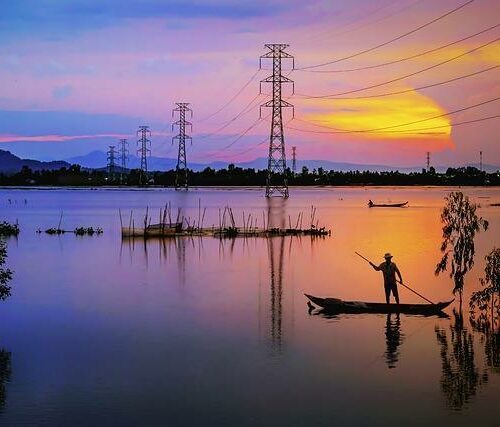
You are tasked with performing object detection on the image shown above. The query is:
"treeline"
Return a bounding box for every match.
[0,164,499,186]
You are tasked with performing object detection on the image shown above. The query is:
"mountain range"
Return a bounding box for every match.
[65,151,500,173]
[0,149,498,174]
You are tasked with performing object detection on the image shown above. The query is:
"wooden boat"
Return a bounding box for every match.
[368,201,408,208]
[304,294,453,314]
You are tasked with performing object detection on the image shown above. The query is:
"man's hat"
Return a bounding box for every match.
[384,253,393,259]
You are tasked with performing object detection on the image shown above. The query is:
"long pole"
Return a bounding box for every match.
[355,251,434,304]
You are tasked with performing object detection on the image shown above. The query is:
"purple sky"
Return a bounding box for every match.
[0,0,499,166]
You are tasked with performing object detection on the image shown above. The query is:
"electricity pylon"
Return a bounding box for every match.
[119,138,128,183]
[137,126,151,185]
[172,103,192,190]
[426,151,431,171]
[292,146,297,174]
[107,145,116,178]
[260,44,294,198]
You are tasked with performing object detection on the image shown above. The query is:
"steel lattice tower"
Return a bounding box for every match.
[291,146,297,174]
[172,103,192,190]
[119,138,129,170]
[137,126,151,185]
[480,150,483,172]
[260,44,294,198]
[426,151,431,171]
[118,138,129,184]
[107,145,116,177]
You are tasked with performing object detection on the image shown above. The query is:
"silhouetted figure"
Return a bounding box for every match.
[385,313,404,369]
[368,200,374,207]
[370,253,403,304]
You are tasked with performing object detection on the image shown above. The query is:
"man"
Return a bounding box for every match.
[370,253,403,304]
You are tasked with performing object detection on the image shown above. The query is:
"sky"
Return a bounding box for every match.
[0,0,499,167]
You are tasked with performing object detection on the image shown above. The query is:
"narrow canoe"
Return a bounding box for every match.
[305,294,453,314]
[368,201,408,208]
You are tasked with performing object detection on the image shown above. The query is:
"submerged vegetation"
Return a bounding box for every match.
[0,221,19,237]
[0,164,499,187]
[0,240,12,300]
[435,192,489,305]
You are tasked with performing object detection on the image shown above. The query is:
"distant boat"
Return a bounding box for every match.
[368,200,408,208]
[304,294,453,315]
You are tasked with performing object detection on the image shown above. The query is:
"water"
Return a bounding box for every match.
[0,186,499,426]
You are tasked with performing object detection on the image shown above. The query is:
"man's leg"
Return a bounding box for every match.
[384,284,390,304]
[392,283,400,304]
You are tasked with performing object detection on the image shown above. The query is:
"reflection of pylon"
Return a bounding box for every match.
[268,236,285,351]
[172,103,192,190]
[260,44,294,198]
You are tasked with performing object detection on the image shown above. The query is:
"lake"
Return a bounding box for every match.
[0,186,499,426]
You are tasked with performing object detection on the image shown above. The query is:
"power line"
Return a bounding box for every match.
[288,114,500,135]
[299,23,500,73]
[205,115,268,159]
[198,69,261,122]
[295,95,500,133]
[304,0,424,44]
[297,0,476,70]
[197,93,262,139]
[296,37,499,99]
[301,65,497,100]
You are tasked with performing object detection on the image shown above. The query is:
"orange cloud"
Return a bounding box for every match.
[303,88,452,140]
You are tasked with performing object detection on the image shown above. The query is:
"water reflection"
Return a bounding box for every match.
[435,309,487,410]
[470,310,500,373]
[385,313,404,369]
[267,236,285,352]
[0,349,11,412]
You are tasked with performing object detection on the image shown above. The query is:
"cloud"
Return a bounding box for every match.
[303,89,452,140]
[52,84,73,100]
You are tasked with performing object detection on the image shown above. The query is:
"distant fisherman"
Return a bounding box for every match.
[370,253,403,304]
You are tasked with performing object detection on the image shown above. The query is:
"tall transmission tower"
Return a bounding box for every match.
[291,146,297,174]
[137,126,151,185]
[172,102,192,190]
[260,44,294,198]
[118,138,128,183]
[479,150,483,172]
[107,145,116,177]
[426,151,431,171]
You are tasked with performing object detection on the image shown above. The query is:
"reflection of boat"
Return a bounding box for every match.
[368,201,408,208]
[305,294,453,314]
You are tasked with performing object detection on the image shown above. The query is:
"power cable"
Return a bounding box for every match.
[297,0,476,70]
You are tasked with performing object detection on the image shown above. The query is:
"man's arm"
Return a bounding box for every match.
[394,264,403,283]
[370,262,381,271]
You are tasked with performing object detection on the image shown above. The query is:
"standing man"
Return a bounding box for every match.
[370,253,403,304]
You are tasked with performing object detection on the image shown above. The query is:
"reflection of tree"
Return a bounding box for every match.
[0,348,11,412]
[435,309,486,410]
[385,313,404,369]
[470,311,500,374]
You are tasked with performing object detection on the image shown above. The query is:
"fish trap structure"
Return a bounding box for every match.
[120,204,331,239]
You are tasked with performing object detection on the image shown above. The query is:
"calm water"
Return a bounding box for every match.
[0,186,499,426]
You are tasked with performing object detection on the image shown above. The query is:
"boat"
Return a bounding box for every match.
[368,201,408,208]
[304,294,453,315]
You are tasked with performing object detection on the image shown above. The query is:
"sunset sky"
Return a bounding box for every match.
[0,0,498,167]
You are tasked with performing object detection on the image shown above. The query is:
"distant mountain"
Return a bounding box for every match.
[0,149,70,174]
[61,151,500,173]
[65,151,225,171]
